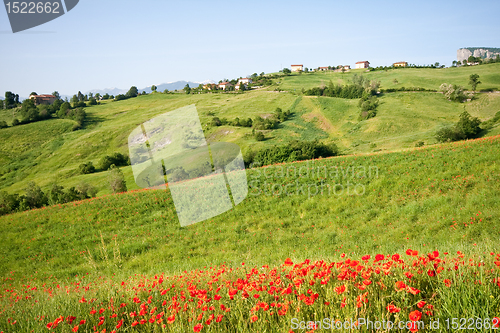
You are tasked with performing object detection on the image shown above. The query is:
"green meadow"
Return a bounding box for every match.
[1,64,500,333]
[1,64,500,197]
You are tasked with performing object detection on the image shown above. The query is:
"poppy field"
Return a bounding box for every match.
[1,135,500,332]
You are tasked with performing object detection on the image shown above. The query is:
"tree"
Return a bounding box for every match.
[103,93,110,100]
[52,91,60,100]
[0,121,8,129]
[4,92,16,109]
[77,91,84,102]
[469,74,481,92]
[30,92,38,96]
[341,67,346,74]
[126,86,138,98]
[456,110,481,138]
[184,84,191,94]
[108,165,127,193]
[282,68,291,75]
[89,97,97,105]
[24,181,48,209]
[151,85,157,92]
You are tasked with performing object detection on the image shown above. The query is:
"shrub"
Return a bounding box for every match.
[415,141,425,147]
[254,131,265,141]
[23,181,48,209]
[439,83,472,102]
[246,140,339,167]
[76,182,98,198]
[436,111,481,142]
[12,119,20,126]
[108,165,127,193]
[0,121,8,129]
[79,162,96,174]
[98,153,129,171]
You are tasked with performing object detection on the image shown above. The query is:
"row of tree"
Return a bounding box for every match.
[304,74,380,99]
[0,165,127,216]
[244,140,340,167]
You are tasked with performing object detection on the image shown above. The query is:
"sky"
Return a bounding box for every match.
[1,0,499,97]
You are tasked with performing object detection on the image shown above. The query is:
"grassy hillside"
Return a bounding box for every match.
[1,89,499,196]
[278,63,500,92]
[1,135,500,332]
[1,135,499,278]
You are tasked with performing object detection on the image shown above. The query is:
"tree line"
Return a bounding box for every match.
[0,165,127,216]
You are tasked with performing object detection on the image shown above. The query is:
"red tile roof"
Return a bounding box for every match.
[356,61,369,64]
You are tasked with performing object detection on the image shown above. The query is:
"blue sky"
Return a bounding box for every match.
[1,0,499,97]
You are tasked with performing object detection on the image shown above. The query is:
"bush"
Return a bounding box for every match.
[79,161,96,174]
[12,119,20,126]
[439,83,472,102]
[246,140,339,167]
[415,141,425,147]
[211,117,222,126]
[23,181,48,209]
[254,131,265,141]
[98,153,129,171]
[0,121,8,129]
[108,165,127,194]
[436,111,481,142]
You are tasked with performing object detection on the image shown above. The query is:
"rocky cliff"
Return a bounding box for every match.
[457,47,500,62]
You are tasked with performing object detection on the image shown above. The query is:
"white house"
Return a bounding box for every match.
[355,61,370,69]
[218,82,233,90]
[238,78,252,85]
[291,64,303,72]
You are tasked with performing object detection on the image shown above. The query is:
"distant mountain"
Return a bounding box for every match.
[83,80,215,96]
[457,47,500,62]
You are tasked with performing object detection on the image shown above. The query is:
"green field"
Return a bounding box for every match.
[1,64,500,332]
[1,64,500,197]
[278,63,500,92]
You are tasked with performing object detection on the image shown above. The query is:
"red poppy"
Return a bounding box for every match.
[193,323,203,332]
[409,310,422,321]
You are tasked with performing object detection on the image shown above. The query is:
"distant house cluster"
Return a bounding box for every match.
[30,94,56,105]
[211,78,253,91]
[286,59,413,72]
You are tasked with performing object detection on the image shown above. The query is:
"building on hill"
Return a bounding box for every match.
[318,67,329,71]
[203,83,217,90]
[393,61,408,67]
[355,61,370,69]
[218,82,233,90]
[238,78,252,85]
[343,65,351,70]
[291,64,303,72]
[30,94,56,105]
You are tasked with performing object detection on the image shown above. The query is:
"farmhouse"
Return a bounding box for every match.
[343,65,351,70]
[291,64,303,72]
[203,83,217,90]
[238,78,252,85]
[218,82,233,90]
[393,61,408,67]
[29,94,56,105]
[355,61,370,69]
[318,67,329,71]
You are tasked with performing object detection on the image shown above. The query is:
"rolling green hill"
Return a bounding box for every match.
[1,64,500,333]
[1,64,500,197]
